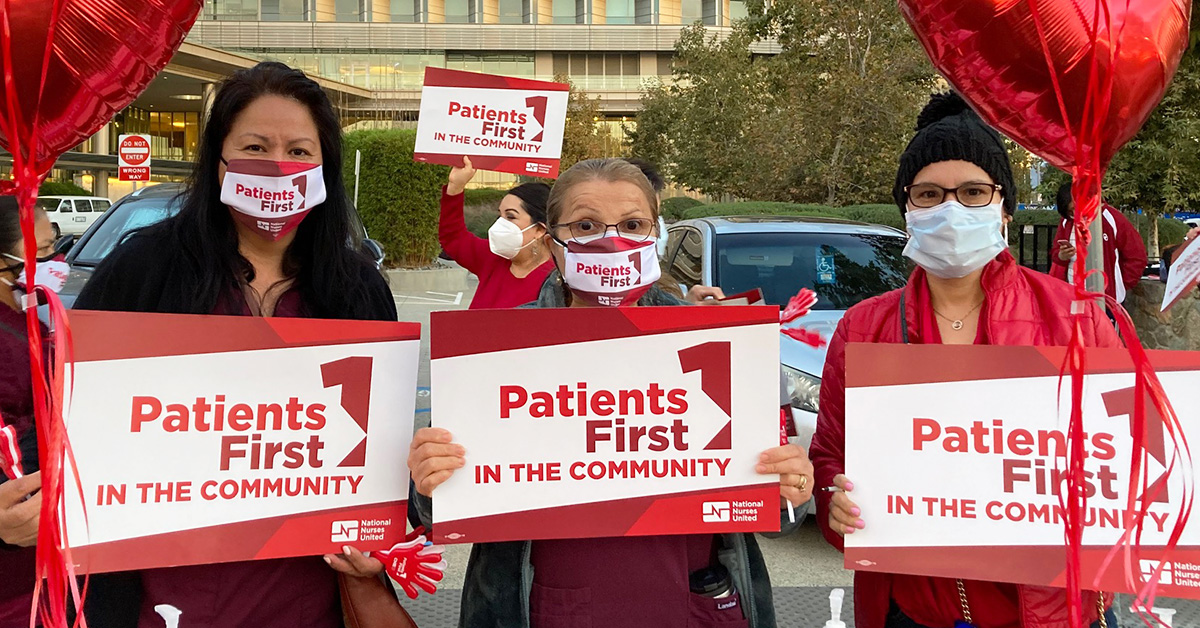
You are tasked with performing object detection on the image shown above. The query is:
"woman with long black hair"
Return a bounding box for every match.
[76,62,399,628]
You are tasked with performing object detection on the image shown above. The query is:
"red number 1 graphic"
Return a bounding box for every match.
[679,342,733,450]
[322,357,374,467]
[525,95,548,142]
[1102,385,1169,503]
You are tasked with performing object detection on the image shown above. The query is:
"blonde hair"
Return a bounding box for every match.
[547,158,660,227]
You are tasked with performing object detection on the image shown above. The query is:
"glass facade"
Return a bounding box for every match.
[552,53,642,90]
[728,0,747,21]
[196,0,737,23]
[390,0,420,21]
[447,53,535,77]
[202,0,259,20]
[445,0,475,23]
[104,108,200,162]
[497,0,525,22]
[253,50,446,89]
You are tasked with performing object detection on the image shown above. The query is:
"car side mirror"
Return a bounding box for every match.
[53,235,74,256]
[362,239,385,269]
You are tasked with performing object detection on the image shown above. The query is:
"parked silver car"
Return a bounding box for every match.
[662,216,911,458]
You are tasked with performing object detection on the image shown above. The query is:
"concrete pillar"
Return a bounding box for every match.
[92,123,110,198]
[535,52,555,78]
[427,0,446,22]
[372,0,391,20]
[659,0,680,23]
[483,0,499,22]
[592,0,606,24]
[315,0,335,21]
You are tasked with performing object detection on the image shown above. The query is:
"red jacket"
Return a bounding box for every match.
[810,251,1121,628]
[1049,205,1148,303]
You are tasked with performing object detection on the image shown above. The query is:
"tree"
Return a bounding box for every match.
[632,0,936,204]
[557,77,624,171]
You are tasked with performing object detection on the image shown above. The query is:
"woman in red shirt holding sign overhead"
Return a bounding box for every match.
[809,93,1121,628]
[439,156,554,309]
[410,158,813,628]
[75,62,406,628]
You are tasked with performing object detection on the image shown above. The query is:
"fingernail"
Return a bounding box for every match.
[324,556,333,564]
[456,446,466,455]
[855,519,865,529]
[343,546,352,555]
[457,458,467,467]
[850,507,861,516]
[760,453,769,462]
[845,526,855,534]
[844,481,854,491]
[755,464,767,473]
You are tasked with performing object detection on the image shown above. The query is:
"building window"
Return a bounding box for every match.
[682,0,716,24]
[335,0,364,21]
[606,0,635,24]
[201,0,258,20]
[656,53,673,77]
[445,0,476,22]
[496,0,524,22]
[261,0,307,20]
[552,53,642,90]
[550,0,577,23]
[728,0,747,21]
[390,0,420,21]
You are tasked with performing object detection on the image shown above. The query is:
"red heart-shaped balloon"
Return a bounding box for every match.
[899,0,1190,171]
[0,0,203,177]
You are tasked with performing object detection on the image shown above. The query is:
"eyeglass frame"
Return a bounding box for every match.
[548,218,658,246]
[903,182,1003,208]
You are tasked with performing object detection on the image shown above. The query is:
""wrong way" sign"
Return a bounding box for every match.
[118,134,152,181]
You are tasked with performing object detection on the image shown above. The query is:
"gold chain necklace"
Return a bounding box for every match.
[932,299,984,331]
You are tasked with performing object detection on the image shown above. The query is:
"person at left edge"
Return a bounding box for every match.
[0,197,61,628]
[409,158,813,628]
[73,62,400,628]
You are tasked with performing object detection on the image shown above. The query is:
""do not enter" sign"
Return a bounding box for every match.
[118,134,152,181]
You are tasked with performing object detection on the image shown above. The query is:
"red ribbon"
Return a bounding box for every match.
[1026,1,1191,623]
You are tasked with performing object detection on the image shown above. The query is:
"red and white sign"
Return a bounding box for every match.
[844,343,1200,598]
[117,134,152,181]
[60,311,420,574]
[429,307,782,544]
[1163,235,1200,312]
[414,68,569,178]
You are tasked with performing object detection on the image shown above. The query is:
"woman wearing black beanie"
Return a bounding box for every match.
[808,93,1122,628]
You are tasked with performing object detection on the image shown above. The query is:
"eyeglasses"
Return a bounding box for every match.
[549,218,656,244]
[904,183,1002,208]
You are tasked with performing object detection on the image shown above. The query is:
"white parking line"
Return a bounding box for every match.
[398,291,464,305]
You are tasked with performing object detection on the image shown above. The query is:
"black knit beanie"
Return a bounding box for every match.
[893,92,1016,216]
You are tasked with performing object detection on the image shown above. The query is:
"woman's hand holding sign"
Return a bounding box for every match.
[827,474,864,536]
[445,156,476,197]
[409,427,466,497]
[756,444,813,508]
[0,472,41,547]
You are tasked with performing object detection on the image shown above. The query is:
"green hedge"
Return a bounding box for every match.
[39,180,91,196]
[465,188,508,206]
[343,129,449,267]
[660,196,704,221]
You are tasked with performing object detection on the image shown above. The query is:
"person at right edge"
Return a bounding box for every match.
[1050,180,1147,306]
[809,92,1121,628]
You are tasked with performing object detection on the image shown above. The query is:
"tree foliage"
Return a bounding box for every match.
[632,0,936,204]
[558,77,625,171]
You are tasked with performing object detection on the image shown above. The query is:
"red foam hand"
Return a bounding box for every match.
[780,289,818,324]
[781,326,826,349]
[371,527,448,600]
[898,0,1189,172]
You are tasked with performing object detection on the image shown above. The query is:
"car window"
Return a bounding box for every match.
[95,200,112,212]
[662,228,686,264]
[59,200,72,213]
[714,231,911,309]
[77,200,93,213]
[35,198,59,213]
[71,197,181,266]
[670,228,704,288]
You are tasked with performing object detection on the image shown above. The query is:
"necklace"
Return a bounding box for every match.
[932,299,984,331]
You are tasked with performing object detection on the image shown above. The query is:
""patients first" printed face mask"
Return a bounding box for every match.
[220,159,327,241]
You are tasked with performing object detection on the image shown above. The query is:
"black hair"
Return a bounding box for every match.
[144,61,376,317]
[0,196,20,257]
[625,158,666,193]
[507,182,550,226]
[1056,181,1074,221]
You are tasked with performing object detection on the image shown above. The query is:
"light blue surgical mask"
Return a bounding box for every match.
[903,201,1006,279]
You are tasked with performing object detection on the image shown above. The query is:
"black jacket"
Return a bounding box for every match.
[74,226,397,627]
